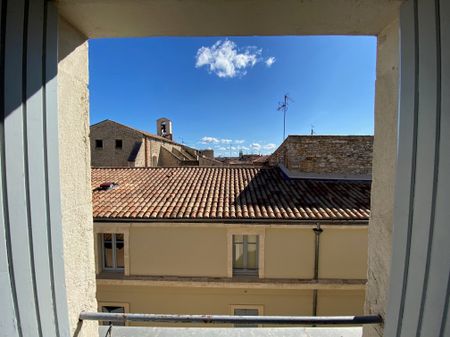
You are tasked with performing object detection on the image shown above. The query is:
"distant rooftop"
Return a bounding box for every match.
[91,119,179,145]
[92,167,370,222]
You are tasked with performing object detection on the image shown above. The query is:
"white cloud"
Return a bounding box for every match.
[250,143,262,151]
[195,40,262,78]
[234,139,245,144]
[263,143,277,150]
[200,136,220,144]
[220,139,232,144]
[265,57,276,67]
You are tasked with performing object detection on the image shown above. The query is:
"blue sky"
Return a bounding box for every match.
[89,36,376,156]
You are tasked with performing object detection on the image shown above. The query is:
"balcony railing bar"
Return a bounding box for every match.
[79,312,382,325]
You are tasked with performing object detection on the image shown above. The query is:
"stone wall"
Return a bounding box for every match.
[268,136,373,176]
[199,149,214,159]
[90,120,144,167]
[198,157,224,167]
[90,120,190,167]
[159,146,182,167]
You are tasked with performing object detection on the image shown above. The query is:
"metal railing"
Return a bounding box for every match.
[80,312,382,325]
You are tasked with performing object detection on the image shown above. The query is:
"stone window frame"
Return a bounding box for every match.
[101,233,124,272]
[227,228,265,278]
[230,304,264,327]
[232,234,259,276]
[94,224,130,276]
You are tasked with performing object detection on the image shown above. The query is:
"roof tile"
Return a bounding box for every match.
[92,167,371,222]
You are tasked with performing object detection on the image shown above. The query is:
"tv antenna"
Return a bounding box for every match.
[277,94,293,141]
[310,125,315,135]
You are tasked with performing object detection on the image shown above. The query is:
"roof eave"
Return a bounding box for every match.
[93,217,369,225]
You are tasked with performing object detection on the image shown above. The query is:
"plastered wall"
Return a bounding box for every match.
[264,228,315,279]
[364,18,399,337]
[100,223,368,280]
[58,18,98,337]
[317,290,366,316]
[320,228,369,279]
[130,226,228,277]
[96,285,365,325]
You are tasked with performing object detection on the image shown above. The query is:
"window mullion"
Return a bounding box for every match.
[112,234,117,269]
[101,234,105,269]
[243,236,248,270]
[232,239,236,269]
[256,236,259,270]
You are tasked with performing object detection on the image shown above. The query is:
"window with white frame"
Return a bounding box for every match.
[101,305,125,326]
[101,233,124,272]
[233,234,259,276]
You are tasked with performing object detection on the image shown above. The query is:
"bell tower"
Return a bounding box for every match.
[156,118,173,140]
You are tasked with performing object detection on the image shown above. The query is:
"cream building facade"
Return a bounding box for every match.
[92,167,370,324]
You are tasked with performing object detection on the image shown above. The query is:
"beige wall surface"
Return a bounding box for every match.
[58,17,97,337]
[97,285,365,324]
[319,228,368,279]
[130,226,228,277]
[264,228,315,279]
[317,290,366,316]
[98,223,368,280]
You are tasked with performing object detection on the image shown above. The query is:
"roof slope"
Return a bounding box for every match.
[92,167,371,222]
[91,119,178,145]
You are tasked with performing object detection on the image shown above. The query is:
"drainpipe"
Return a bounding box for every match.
[312,223,323,316]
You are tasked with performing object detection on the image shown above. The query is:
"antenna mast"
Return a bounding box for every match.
[277,94,293,141]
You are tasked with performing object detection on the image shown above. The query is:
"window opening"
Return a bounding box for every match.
[101,306,125,326]
[233,308,259,327]
[102,233,124,272]
[233,235,259,276]
[115,139,123,149]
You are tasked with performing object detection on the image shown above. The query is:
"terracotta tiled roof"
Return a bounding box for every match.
[92,167,371,221]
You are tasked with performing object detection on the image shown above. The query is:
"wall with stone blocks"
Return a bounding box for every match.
[269,136,373,175]
[90,120,144,167]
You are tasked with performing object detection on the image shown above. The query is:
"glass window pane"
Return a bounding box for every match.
[233,235,243,243]
[103,234,113,268]
[233,243,244,269]
[234,309,258,316]
[247,243,258,269]
[115,235,124,269]
[247,235,257,244]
